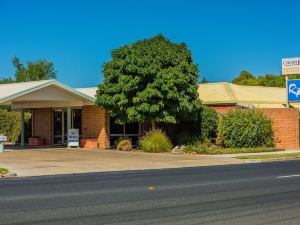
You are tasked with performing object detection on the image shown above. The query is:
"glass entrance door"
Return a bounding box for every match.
[53,108,82,145]
[53,109,67,144]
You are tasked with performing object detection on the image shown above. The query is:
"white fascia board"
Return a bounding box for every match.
[0,80,96,105]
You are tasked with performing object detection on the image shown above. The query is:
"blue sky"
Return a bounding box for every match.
[0,0,300,87]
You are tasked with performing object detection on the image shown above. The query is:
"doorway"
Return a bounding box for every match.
[53,109,67,144]
[53,108,82,145]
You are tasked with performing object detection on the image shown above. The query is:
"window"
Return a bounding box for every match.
[109,117,139,146]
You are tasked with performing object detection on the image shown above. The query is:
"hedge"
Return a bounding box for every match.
[179,106,218,145]
[199,106,218,141]
[0,110,30,143]
[220,110,274,148]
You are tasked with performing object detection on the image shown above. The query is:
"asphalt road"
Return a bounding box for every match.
[1,160,300,225]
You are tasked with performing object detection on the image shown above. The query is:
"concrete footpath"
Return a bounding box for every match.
[0,148,242,177]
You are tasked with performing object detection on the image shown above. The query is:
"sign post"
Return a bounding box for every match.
[282,57,300,107]
[67,129,79,148]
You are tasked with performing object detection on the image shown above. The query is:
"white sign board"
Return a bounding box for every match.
[68,129,79,147]
[282,57,300,75]
[0,135,7,142]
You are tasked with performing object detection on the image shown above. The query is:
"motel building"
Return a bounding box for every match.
[0,79,299,150]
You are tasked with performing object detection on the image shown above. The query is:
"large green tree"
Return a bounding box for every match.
[96,34,201,129]
[12,56,56,82]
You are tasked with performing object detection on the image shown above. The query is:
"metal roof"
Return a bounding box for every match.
[198,82,290,108]
[1,80,297,109]
[75,87,97,98]
[0,80,95,105]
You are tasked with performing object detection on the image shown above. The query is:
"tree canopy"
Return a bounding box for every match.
[12,56,56,82]
[232,70,257,86]
[200,77,208,83]
[0,57,57,84]
[0,77,15,84]
[232,70,300,87]
[96,34,201,128]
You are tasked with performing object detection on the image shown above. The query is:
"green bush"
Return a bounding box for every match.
[199,106,218,141]
[179,106,218,145]
[0,110,21,143]
[116,138,133,151]
[139,129,173,153]
[0,110,30,143]
[184,139,211,154]
[220,110,274,148]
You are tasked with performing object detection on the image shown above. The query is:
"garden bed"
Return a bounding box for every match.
[184,146,283,155]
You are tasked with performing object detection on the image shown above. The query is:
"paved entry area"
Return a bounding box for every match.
[0,148,242,177]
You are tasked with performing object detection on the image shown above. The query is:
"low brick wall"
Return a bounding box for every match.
[210,105,300,149]
[82,105,110,148]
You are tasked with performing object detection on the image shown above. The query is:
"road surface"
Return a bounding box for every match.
[1,160,300,224]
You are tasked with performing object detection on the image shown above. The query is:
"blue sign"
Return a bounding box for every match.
[288,80,300,102]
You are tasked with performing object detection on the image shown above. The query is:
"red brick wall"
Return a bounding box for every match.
[260,108,299,150]
[82,105,110,148]
[209,105,299,149]
[32,108,53,145]
[210,105,237,114]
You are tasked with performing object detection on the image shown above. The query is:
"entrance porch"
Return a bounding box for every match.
[0,80,110,149]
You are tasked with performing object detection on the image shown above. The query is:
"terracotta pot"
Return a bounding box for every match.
[80,139,99,148]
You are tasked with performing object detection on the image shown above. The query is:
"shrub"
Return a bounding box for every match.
[0,110,21,143]
[179,106,218,145]
[220,110,274,148]
[139,129,173,153]
[0,110,30,143]
[199,106,218,141]
[116,138,133,151]
[184,139,211,154]
[178,132,200,146]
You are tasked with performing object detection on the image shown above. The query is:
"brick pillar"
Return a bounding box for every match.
[82,105,110,148]
[32,108,53,145]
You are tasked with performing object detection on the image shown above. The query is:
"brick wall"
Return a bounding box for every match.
[260,108,299,150]
[32,108,53,145]
[209,105,299,150]
[82,105,110,148]
[210,105,237,114]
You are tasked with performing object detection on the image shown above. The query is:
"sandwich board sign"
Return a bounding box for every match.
[68,129,79,148]
[282,57,300,75]
[287,80,300,102]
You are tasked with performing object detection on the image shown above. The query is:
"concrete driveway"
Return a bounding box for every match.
[0,148,242,177]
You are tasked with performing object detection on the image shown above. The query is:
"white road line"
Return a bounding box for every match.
[277,174,300,179]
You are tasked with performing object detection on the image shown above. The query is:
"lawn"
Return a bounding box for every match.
[236,152,300,160]
[0,168,8,174]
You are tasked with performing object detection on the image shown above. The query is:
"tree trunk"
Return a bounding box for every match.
[151,120,156,130]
